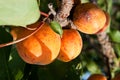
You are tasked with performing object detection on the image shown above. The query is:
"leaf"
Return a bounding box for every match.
[15,70,23,80]
[50,21,63,37]
[114,44,120,57]
[0,0,40,27]
[109,30,120,43]
[0,27,13,80]
[81,0,89,3]
[8,47,25,80]
[116,11,120,21]
[107,0,112,13]
[86,61,101,74]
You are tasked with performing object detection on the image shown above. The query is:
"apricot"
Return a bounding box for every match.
[13,22,61,65]
[57,29,82,62]
[73,3,107,34]
[88,74,107,80]
[96,11,110,33]
[112,74,120,80]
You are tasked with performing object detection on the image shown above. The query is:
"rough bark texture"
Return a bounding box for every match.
[55,0,74,27]
[97,32,116,67]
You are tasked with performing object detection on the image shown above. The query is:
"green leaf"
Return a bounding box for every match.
[86,61,101,74]
[81,0,89,3]
[0,0,40,27]
[109,30,120,43]
[116,11,120,21]
[0,27,13,80]
[107,0,112,13]
[8,47,25,80]
[50,21,63,37]
[15,70,23,80]
[114,44,120,57]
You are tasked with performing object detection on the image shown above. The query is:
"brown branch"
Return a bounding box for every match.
[54,0,74,27]
[97,32,116,65]
[96,32,117,80]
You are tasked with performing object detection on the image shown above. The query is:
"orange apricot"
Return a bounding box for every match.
[57,29,82,62]
[96,11,110,33]
[73,3,107,34]
[88,74,107,80]
[13,22,61,65]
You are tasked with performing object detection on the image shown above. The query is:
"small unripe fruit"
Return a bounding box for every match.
[50,21,63,37]
[88,74,107,80]
[73,3,107,34]
[57,29,82,62]
[13,22,61,65]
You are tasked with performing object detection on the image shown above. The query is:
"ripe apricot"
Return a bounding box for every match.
[88,74,107,80]
[73,3,107,34]
[13,22,61,65]
[57,29,82,62]
[96,11,110,33]
[112,74,120,80]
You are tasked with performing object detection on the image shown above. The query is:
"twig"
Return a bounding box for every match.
[48,3,56,16]
[54,0,74,27]
[48,0,77,29]
[97,32,116,80]
[97,32,116,65]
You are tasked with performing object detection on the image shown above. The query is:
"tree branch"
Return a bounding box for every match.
[54,0,74,27]
[97,32,116,65]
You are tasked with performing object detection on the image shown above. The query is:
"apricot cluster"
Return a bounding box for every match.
[11,22,82,65]
[11,2,110,65]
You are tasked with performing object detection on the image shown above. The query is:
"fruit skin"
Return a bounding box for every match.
[57,29,82,62]
[96,11,111,33]
[112,74,120,80]
[73,3,106,34]
[15,22,61,65]
[88,74,107,80]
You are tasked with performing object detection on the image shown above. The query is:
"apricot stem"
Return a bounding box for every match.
[0,22,44,48]
[40,11,49,17]
[48,3,56,16]
[24,27,37,31]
